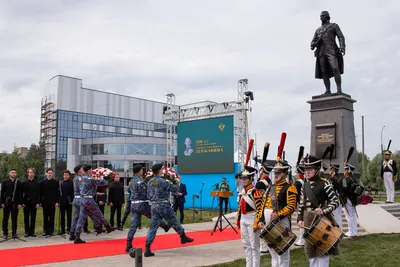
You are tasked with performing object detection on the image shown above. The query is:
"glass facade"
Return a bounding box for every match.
[55,110,171,170]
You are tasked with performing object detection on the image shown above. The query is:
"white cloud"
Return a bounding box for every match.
[1,0,400,169]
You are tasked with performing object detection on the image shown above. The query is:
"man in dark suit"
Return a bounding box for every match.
[173,177,187,224]
[108,173,125,230]
[58,170,74,235]
[40,168,59,237]
[22,168,40,237]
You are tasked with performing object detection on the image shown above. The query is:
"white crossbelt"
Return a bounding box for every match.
[82,196,93,198]
[74,196,81,199]
[150,200,169,204]
[131,200,149,204]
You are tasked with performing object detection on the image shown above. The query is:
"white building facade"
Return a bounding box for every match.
[40,75,170,181]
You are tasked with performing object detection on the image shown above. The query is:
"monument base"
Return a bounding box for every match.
[307,93,359,175]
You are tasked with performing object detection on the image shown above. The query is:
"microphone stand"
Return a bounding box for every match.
[199,182,205,220]
[0,178,26,243]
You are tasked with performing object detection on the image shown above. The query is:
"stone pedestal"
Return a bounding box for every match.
[307,93,359,175]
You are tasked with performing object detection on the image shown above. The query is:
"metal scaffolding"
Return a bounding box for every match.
[40,94,57,169]
[163,79,252,169]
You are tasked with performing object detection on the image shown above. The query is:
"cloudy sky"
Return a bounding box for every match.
[1,0,399,168]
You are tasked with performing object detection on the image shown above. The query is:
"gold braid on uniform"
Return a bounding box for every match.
[258,179,298,222]
[252,189,263,229]
[277,183,297,218]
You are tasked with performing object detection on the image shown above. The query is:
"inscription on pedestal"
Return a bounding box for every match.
[316,123,336,159]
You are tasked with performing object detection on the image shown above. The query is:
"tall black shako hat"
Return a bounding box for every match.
[296,146,305,174]
[260,142,274,174]
[330,164,340,171]
[83,165,92,172]
[274,132,290,173]
[303,154,322,169]
[238,166,258,179]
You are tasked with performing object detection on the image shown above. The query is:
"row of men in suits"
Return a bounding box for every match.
[0,167,127,239]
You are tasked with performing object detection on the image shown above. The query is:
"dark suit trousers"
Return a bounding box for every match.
[23,203,37,235]
[98,204,105,215]
[2,204,19,235]
[43,203,56,234]
[219,197,228,214]
[173,202,184,223]
[60,205,72,232]
[110,204,122,227]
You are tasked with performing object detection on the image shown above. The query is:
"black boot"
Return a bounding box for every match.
[144,245,155,257]
[161,224,171,233]
[105,224,116,233]
[95,227,105,234]
[69,232,75,241]
[180,233,194,244]
[74,233,86,244]
[125,239,132,253]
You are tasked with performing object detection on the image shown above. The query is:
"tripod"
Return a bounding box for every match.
[210,211,238,235]
[0,203,26,243]
[199,182,205,220]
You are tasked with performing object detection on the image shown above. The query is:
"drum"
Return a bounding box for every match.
[303,213,344,255]
[259,219,297,255]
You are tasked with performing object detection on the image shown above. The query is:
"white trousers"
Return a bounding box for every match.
[309,256,330,267]
[260,237,270,252]
[295,227,305,246]
[384,172,395,202]
[263,209,290,267]
[332,202,343,229]
[240,213,260,267]
[344,198,357,237]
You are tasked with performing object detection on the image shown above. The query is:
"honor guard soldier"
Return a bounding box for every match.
[1,169,23,239]
[74,165,116,244]
[294,159,306,246]
[121,186,132,229]
[144,164,194,257]
[236,166,263,267]
[125,164,171,256]
[257,159,298,267]
[343,163,359,238]
[329,164,345,229]
[381,149,397,203]
[297,155,340,267]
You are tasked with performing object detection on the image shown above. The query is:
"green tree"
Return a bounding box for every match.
[25,142,46,179]
[366,153,383,189]
[358,151,370,185]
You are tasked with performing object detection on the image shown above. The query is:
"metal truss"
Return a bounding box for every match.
[164,93,178,168]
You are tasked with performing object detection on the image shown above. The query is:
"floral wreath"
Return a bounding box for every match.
[144,166,180,184]
[92,167,115,182]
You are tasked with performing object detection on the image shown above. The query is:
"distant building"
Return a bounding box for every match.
[14,147,29,158]
[40,75,171,182]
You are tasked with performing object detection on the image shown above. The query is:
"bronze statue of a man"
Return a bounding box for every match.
[311,11,346,95]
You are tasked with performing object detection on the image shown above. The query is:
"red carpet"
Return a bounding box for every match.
[1,228,240,267]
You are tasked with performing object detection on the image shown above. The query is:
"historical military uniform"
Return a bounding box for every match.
[329,164,345,229]
[381,150,397,203]
[294,162,306,246]
[297,155,340,267]
[236,166,263,267]
[125,164,171,255]
[144,164,193,257]
[258,160,297,267]
[74,165,116,244]
[255,161,273,253]
[343,163,362,238]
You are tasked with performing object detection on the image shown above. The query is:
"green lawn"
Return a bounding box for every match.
[207,234,400,267]
[0,206,221,236]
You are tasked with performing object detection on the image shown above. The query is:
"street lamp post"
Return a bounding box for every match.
[380,125,386,158]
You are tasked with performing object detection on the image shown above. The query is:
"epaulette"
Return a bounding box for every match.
[288,184,298,194]
[252,189,262,198]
